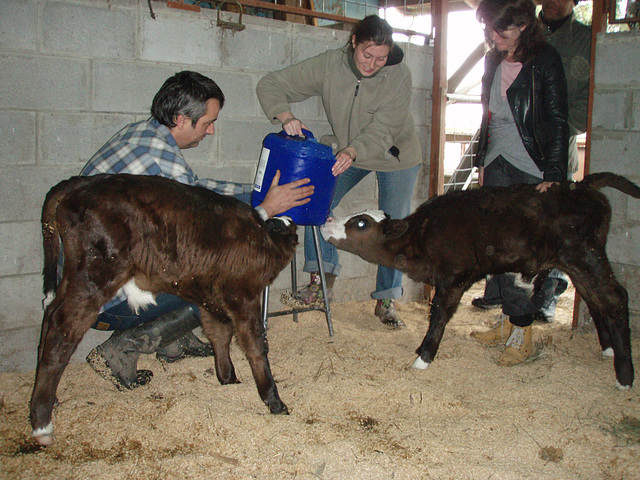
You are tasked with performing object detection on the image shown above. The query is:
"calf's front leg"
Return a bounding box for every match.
[412,285,464,370]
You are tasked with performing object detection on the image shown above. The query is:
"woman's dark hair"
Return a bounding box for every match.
[348,15,394,51]
[151,71,225,128]
[476,0,546,63]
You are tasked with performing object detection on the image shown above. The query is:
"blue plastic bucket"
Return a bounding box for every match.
[252,129,336,225]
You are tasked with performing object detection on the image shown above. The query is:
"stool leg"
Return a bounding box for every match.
[262,285,269,332]
[290,253,298,323]
[312,225,334,336]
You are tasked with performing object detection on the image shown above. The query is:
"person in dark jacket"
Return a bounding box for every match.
[469,0,569,366]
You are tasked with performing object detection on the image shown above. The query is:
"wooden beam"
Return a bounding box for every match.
[572,0,606,329]
[428,0,448,199]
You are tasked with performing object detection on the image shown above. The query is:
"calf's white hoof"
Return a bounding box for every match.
[601,347,614,358]
[33,422,54,446]
[615,381,631,391]
[411,356,430,370]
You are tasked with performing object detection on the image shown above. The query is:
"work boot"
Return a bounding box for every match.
[470,314,513,345]
[284,272,335,308]
[471,297,502,310]
[86,305,211,390]
[156,329,214,363]
[497,323,533,366]
[375,299,404,329]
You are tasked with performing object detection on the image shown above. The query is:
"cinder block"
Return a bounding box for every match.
[40,113,134,166]
[0,326,40,373]
[607,222,640,265]
[0,274,42,330]
[221,26,289,71]
[202,70,257,118]
[595,33,640,87]
[0,165,79,222]
[218,119,277,163]
[411,88,431,127]
[0,220,41,276]
[140,12,221,67]
[0,111,36,166]
[592,90,628,130]
[42,2,136,59]
[590,130,640,174]
[0,55,89,110]
[0,0,37,52]
[291,28,348,65]
[92,62,178,113]
[632,89,640,132]
[405,43,434,93]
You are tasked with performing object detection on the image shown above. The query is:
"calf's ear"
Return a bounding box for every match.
[383,219,409,239]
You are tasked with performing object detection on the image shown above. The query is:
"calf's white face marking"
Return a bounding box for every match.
[320,210,387,241]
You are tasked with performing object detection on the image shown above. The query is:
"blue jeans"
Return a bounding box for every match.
[302,164,419,300]
[92,293,199,331]
[483,157,545,323]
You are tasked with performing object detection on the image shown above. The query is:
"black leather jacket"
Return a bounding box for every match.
[474,43,569,182]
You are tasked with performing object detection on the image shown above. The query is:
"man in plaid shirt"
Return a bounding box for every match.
[82,71,314,391]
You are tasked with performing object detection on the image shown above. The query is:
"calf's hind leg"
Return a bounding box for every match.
[568,258,634,388]
[30,297,101,445]
[199,309,240,385]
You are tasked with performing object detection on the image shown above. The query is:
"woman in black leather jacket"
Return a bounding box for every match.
[469,0,569,366]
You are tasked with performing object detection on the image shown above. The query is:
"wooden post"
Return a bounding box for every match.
[424,0,449,302]
[572,0,606,328]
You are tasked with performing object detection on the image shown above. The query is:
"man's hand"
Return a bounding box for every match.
[259,170,314,218]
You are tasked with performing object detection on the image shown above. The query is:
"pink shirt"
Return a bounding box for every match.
[501,60,522,99]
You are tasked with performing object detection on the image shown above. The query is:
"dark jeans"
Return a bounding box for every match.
[482,157,543,326]
[92,293,199,331]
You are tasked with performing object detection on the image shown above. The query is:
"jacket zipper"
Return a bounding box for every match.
[347,80,361,143]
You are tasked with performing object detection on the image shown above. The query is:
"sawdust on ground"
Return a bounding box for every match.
[1,282,639,479]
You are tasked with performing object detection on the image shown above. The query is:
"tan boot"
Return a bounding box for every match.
[470,314,513,345]
[497,324,533,366]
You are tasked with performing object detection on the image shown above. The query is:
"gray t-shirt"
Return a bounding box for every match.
[484,63,543,179]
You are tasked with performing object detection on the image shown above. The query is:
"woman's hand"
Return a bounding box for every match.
[332,148,355,176]
[277,112,307,137]
[536,181,557,192]
[477,166,484,186]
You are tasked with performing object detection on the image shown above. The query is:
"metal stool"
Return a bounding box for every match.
[261,225,334,336]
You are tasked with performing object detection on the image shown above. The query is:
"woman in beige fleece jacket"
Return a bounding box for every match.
[256,15,422,328]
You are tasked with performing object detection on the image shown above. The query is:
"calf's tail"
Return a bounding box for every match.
[583,172,640,199]
[41,176,92,301]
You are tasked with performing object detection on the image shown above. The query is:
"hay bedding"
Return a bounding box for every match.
[1,282,639,480]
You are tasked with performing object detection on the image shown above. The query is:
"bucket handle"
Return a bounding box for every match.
[279,128,316,142]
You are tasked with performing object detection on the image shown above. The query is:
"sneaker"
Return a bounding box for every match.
[471,297,502,310]
[375,299,405,329]
[282,272,332,308]
[470,314,513,345]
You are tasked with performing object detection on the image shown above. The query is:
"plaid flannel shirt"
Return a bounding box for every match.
[81,118,259,312]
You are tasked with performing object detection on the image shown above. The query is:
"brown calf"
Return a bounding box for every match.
[31,174,298,445]
[321,173,638,389]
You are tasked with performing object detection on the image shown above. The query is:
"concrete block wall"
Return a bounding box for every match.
[0,0,433,372]
[590,30,640,335]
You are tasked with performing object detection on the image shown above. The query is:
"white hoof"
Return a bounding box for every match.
[411,356,430,370]
[601,347,614,358]
[615,381,631,391]
[33,422,54,446]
